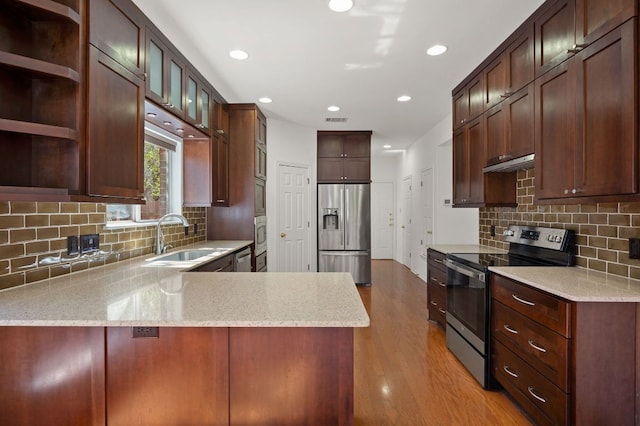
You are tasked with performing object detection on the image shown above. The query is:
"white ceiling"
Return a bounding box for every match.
[132,0,545,154]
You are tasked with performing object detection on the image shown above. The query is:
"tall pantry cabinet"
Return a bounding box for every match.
[207,104,267,271]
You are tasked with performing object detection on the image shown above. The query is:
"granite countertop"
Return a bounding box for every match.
[490,266,640,302]
[0,240,370,327]
[427,244,507,254]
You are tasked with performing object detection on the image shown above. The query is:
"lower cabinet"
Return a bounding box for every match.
[106,327,229,426]
[426,249,447,328]
[491,274,637,425]
[0,327,106,426]
[255,251,267,272]
[0,326,355,425]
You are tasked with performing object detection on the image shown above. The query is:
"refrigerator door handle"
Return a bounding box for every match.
[320,251,369,256]
[345,187,349,248]
[340,187,344,246]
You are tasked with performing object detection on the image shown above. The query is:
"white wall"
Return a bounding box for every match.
[394,114,479,280]
[265,119,317,272]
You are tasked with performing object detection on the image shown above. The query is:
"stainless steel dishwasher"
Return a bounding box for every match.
[234,247,252,272]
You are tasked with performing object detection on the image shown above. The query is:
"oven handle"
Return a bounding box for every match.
[445,259,485,283]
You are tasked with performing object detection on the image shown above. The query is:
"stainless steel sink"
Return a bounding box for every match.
[148,249,218,264]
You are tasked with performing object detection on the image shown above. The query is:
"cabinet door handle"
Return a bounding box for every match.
[216,199,225,203]
[431,277,438,282]
[430,300,438,307]
[213,266,225,272]
[503,324,519,334]
[527,386,547,404]
[503,365,518,378]
[567,43,587,54]
[438,308,446,314]
[438,282,446,288]
[433,258,443,264]
[528,339,547,353]
[512,294,535,306]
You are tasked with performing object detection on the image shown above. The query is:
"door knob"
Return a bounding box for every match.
[427,231,433,234]
[401,225,405,229]
[280,233,286,238]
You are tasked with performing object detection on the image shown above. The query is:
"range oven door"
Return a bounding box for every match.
[445,258,487,354]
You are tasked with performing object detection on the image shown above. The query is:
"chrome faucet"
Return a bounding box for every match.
[156,213,190,254]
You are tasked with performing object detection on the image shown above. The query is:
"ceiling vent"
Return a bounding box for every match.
[325,117,348,123]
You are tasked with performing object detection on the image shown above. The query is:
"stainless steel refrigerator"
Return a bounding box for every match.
[318,183,371,285]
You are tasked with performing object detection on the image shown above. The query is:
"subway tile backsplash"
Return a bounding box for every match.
[0,202,206,290]
[480,169,640,279]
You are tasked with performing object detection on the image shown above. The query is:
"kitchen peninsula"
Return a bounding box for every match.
[0,241,369,426]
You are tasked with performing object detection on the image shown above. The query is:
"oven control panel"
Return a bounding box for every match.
[503,225,570,250]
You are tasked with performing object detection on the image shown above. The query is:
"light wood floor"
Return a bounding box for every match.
[353,260,533,425]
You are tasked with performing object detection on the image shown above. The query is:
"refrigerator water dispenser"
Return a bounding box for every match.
[323,208,339,230]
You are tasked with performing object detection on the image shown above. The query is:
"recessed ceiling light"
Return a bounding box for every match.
[426,45,448,56]
[163,121,172,126]
[397,95,412,102]
[328,0,354,12]
[229,49,249,60]
[176,128,184,133]
[328,105,340,112]
[383,144,392,149]
[259,97,273,104]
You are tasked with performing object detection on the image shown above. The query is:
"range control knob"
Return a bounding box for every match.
[555,235,563,243]
[504,230,515,237]
[547,234,554,242]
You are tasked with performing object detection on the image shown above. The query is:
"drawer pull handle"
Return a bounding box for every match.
[512,294,535,306]
[503,365,518,378]
[503,324,519,334]
[528,340,547,353]
[438,308,446,314]
[434,259,443,264]
[431,277,438,282]
[438,281,446,288]
[430,301,438,307]
[527,386,547,404]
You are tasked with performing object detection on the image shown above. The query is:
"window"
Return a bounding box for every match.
[106,123,183,226]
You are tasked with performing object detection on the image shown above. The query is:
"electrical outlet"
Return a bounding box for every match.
[490,225,496,237]
[80,234,99,253]
[194,223,198,234]
[629,238,640,259]
[67,236,79,255]
[132,327,159,338]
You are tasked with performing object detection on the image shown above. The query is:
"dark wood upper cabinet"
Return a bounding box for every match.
[453,73,484,130]
[505,83,534,160]
[183,138,212,207]
[536,18,637,202]
[317,131,371,183]
[88,0,145,78]
[505,23,534,94]
[454,116,516,208]
[145,28,187,118]
[534,0,576,78]
[575,0,637,46]
[86,46,144,200]
[484,55,507,110]
[213,99,230,138]
[212,134,229,206]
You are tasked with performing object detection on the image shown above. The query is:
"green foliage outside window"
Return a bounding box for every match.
[144,143,161,201]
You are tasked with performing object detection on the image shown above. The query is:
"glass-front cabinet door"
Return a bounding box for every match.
[186,75,198,123]
[201,87,210,132]
[167,55,185,117]
[145,34,168,107]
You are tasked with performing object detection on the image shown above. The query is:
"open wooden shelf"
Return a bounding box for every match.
[13,0,81,24]
[0,51,80,82]
[0,118,77,140]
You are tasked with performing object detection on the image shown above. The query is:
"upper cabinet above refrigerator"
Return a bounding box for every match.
[317,131,372,183]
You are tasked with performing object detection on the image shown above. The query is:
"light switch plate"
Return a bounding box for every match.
[67,236,79,255]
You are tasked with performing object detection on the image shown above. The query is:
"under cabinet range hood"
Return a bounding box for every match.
[482,153,535,173]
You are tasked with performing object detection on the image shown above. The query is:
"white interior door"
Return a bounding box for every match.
[422,168,434,251]
[402,176,412,267]
[371,182,394,259]
[277,164,310,272]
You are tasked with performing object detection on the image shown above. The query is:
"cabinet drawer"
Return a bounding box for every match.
[427,264,447,288]
[492,275,570,337]
[492,301,569,391]
[427,249,447,274]
[427,282,446,327]
[493,341,569,426]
